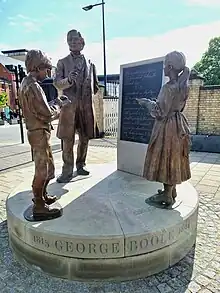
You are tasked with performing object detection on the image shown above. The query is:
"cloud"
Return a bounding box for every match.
[7,13,57,32]
[9,21,16,26]
[0,43,12,51]
[185,0,220,6]
[48,20,220,74]
[22,21,40,32]
[17,14,30,20]
[7,14,40,32]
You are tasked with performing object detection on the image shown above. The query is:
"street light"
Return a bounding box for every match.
[82,1,107,96]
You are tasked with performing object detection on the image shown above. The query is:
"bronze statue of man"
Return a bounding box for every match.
[54,29,99,183]
[19,49,62,221]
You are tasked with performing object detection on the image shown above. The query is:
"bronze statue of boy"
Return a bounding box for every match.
[19,49,62,221]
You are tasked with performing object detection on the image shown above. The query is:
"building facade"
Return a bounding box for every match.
[1,49,28,62]
[0,63,16,110]
[0,55,25,109]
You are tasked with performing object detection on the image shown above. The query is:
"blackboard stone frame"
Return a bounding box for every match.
[117,57,167,176]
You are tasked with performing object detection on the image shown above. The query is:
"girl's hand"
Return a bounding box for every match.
[136,98,151,106]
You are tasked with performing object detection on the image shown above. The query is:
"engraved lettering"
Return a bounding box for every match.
[161,232,167,244]
[33,235,43,244]
[33,235,49,248]
[89,243,96,254]
[32,217,194,257]
[169,230,176,241]
[140,238,148,249]
[44,239,49,248]
[100,243,108,254]
[151,235,159,246]
[66,241,73,252]
[76,243,85,254]
[112,243,120,254]
[55,240,63,251]
[129,240,138,252]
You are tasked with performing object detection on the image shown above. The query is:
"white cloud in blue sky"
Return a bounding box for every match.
[0,0,220,73]
[186,0,220,6]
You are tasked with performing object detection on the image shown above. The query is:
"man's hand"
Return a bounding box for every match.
[68,71,78,83]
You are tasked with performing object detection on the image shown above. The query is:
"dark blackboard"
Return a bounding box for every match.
[120,60,164,144]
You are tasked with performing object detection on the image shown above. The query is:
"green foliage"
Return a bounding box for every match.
[0,92,8,107]
[194,36,220,85]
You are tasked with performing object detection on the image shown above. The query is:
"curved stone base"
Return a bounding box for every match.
[9,231,196,281]
[6,163,199,281]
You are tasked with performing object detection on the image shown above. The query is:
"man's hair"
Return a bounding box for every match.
[67,29,85,47]
[67,29,82,38]
[25,50,52,73]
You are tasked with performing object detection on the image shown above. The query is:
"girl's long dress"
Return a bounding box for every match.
[143,83,191,185]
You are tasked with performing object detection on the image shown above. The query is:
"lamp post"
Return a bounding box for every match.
[82,0,107,96]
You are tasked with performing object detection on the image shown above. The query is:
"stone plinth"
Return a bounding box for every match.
[6,163,199,281]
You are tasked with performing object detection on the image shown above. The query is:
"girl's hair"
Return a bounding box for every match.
[165,51,190,102]
[178,65,190,102]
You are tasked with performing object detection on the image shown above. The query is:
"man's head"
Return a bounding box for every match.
[25,50,52,81]
[67,29,85,53]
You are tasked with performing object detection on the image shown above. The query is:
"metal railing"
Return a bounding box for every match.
[103,97,118,137]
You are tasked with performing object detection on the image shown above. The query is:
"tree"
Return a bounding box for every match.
[194,36,220,85]
[0,92,8,108]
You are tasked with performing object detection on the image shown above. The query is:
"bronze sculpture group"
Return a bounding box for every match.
[19,27,191,221]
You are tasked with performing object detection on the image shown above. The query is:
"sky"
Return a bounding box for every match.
[0,0,220,74]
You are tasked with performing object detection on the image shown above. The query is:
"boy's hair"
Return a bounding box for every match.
[25,50,52,73]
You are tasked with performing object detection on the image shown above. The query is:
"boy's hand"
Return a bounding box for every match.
[58,95,71,107]
[51,108,60,121]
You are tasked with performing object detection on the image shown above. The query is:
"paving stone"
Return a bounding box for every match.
[167,277,186,290]
[1,150,220,292]
[206,281,220,293]
[199,179,220,187]
[196,184,219,193]
[144,275,160,287]
[187,281,202,292]
[195,275,211,286]
[157,283,173,293]
[198,289,213,293]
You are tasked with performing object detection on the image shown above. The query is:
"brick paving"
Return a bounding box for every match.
[0,121,117,172]
[0,148,220,292]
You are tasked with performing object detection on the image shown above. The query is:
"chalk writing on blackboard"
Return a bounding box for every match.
[120,61,164,144]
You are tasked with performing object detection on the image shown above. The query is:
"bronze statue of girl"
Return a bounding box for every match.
[137,51,191,207]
